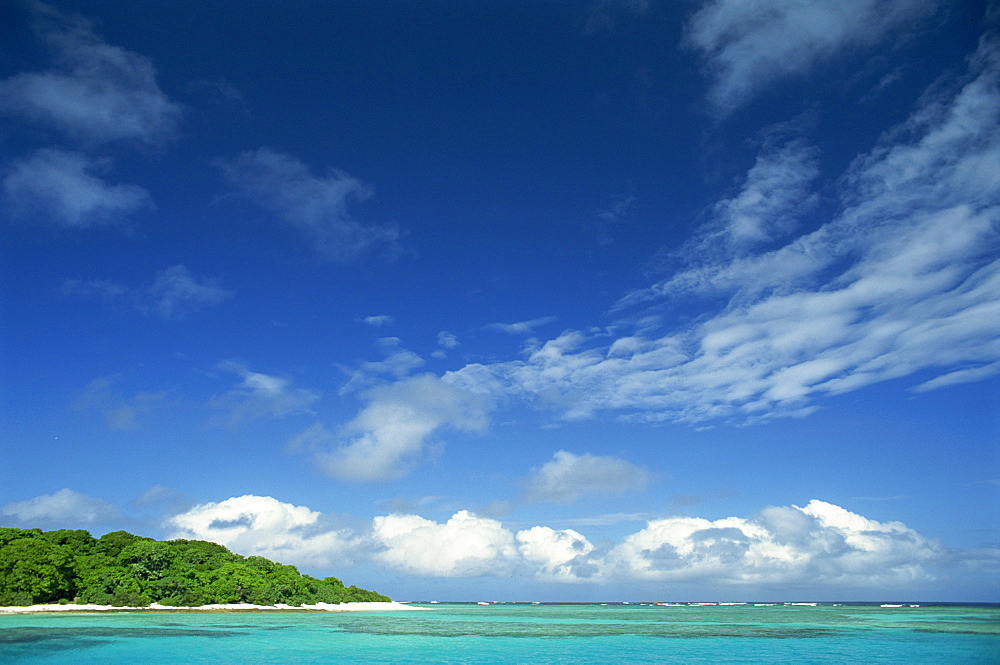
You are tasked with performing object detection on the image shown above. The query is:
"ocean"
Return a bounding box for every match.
[2,602,997,663]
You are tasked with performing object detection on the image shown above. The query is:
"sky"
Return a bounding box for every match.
[1,0,998,602]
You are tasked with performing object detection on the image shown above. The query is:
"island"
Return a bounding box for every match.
[0,527,390,608]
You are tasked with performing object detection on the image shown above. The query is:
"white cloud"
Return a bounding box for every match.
[209,361,320,425]
[3,148,151,228]
[338,338,425,395]
[64,265,232,319]
[310,374,491,482]
[7,489,975,590]
[0,2,181,144]
[912,360,1000,393]
[361,314,393,327]
[73,374,166,430]
[432,331,460,359]
[1,488,121,527]
[166,495,360,568]
[449,34,1000,426]
[704,137,819,254]
[364,502,950,587]
[342,500,953,589]
[516,526,595,578]
[145,265,233,319]
[684,0,939,114]
[486,316,558,335]
[372,510,518,576]
[596,500,942,586]
[217,148,400,260]
[437,331,460,349]
[523,451,652,504]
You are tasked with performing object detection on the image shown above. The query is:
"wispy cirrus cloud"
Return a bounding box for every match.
[445,33,1000,425]
[361,314,394,327]
[64,265,233,320]
[699,136,820,256]
[338,337,425,395]
[209,361,320,425]
[144,265,233,319]
[523,451,653,504]
[3,148,152,228]
[591,187,637,246]
[684,0,940,114]
[216,148,401,260]
[73,374,167,430]
[485,316,558,335]
[0,1,181,145]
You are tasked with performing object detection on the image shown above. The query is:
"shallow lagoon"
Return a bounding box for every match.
[2,602,998,663]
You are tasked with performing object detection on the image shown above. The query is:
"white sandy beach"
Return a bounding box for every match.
[0,601,426,614]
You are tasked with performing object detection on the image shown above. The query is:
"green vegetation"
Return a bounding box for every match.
[0,527,390,606]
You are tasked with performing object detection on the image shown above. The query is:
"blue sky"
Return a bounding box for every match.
[1,0,998,602]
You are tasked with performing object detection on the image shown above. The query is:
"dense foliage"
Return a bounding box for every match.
[0,528,390,607]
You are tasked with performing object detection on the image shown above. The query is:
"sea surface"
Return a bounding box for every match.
[1,602,998,663]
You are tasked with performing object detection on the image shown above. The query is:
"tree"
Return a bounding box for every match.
[94,530,145,558]
[0,528,390,606]
[0,537,77,604]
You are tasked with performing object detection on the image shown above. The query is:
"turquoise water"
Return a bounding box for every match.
[2,603,998,663]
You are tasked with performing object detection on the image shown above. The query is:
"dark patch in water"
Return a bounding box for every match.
[335,619,839,640]
[0,625,244,645]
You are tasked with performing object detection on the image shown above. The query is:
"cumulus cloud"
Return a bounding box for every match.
[166,495,360,568]
[516,526,595,579]
[306,374,491,482]
[523,451,652,504]
[64,265,232,319]
[372,511,518,576]
[7,489,977,591]
[448,34,1000,425]
[684,0,939,114]
[73,374,166,430]
[0,2,181,144]
[598,500,943,586]
[216,148,400,260]
[365,500,947,588]
[3,148,152,228]
[355,500,951,589]
[209,361,320,425]
[1,488,121,527]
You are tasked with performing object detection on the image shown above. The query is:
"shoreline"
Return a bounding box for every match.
[0,601,426,614]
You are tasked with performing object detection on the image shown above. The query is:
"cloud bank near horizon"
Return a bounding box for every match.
[6,490,993,594]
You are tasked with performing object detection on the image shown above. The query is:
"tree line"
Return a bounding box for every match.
[0,527,390,607]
